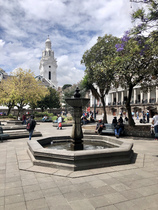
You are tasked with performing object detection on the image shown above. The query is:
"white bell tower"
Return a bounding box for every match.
[39,36,58,88]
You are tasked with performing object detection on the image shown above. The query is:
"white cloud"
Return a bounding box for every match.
[57,55,84,86]
[0,0,135,86]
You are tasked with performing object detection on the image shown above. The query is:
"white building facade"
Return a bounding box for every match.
[39,37,58,88]
[89,84,158,117]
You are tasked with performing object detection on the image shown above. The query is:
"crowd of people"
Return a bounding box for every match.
[81,111,96,125]
[21,109,158,141]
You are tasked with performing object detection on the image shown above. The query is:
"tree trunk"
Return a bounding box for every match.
[126,86,135,126]
[17,106,23,120]
[7,106,12,116]
[101,96,107,123]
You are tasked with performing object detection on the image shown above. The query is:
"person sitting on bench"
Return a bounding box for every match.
[95,119,105,134]
[114,119,124,138]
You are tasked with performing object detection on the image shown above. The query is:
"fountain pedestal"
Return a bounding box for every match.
[65,87,89,150]
[71,107,83,150]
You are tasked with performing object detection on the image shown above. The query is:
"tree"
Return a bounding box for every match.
[62,82,87,103]
[62,84,72,90]
[0,77,15,115]
[37,87,61,112]
[114,31,158,126]
[118,0,158,125]
[0,68,48,116]
[81,34,120,123]
[131,0,158,33]
[131,0,158,52]
[62,81,88,114]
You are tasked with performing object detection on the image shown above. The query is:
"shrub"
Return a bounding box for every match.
[34,112,54,118]
[0,114,16,119]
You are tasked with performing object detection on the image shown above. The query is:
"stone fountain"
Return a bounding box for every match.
[27,87,134,171]
[65,87,89,150]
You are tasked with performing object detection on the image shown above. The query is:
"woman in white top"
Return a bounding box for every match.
[152,112,158,140]
[57,115,62,129]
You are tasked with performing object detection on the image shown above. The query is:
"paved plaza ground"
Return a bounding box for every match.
[1,116,158,210]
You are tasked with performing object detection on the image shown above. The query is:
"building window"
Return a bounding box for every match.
[49,51,51,56]
[49,71,51,80]
[49,66,51,68]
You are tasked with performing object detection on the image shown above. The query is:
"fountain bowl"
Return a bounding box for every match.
[65,98,90,107]
[27,135,133,171]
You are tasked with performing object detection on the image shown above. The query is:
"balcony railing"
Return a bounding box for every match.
[107,98,157,106]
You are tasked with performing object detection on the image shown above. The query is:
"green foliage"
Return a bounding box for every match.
[0,68,48,115]
[37,87,61,112]
[114,29,158,125]
[65,116,73,121]
[81,34,120,122]
[62,81,87,101]
[52,116,58,121]
[8,114,16,119]
[0,114,16,119]
[131,0,158,34]
[62,84,72,90]
[34,111,54,117]
[82,35,119,90]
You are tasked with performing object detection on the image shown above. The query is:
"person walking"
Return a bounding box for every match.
[147,110,150,123]
[136,111,139,120]
[57,114,62,129]
[142,111,146,123]
[22,114,26,125]
[152,112,158,140]
[27,115,36,140]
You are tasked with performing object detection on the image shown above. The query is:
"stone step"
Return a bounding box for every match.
[3,130,42,139]
[1,125,27,130]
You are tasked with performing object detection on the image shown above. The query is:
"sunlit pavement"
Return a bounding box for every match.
[1,121,158,210]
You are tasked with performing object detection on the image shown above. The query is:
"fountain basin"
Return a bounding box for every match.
[27,135,133,171]
[65,98,90,107]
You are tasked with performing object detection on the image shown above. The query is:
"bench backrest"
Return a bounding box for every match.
[104,124,115,129]
[0,127,3,134]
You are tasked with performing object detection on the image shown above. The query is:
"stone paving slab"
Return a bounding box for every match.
[1,122,158,209]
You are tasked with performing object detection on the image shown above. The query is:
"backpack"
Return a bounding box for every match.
[26,122,31,131]
[26,119,36,131]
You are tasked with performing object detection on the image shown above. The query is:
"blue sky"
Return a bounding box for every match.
[0,0,140,86]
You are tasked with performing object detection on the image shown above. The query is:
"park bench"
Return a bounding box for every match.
[0,127,9,142]
[101,123,124,136]
[101,124,115,135]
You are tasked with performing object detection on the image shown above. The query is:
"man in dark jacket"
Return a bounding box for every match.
[112,117,117,127]
[114,119,124,138]
[27,115,36,140]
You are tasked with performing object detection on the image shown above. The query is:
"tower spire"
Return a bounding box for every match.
[45,36,51,50]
